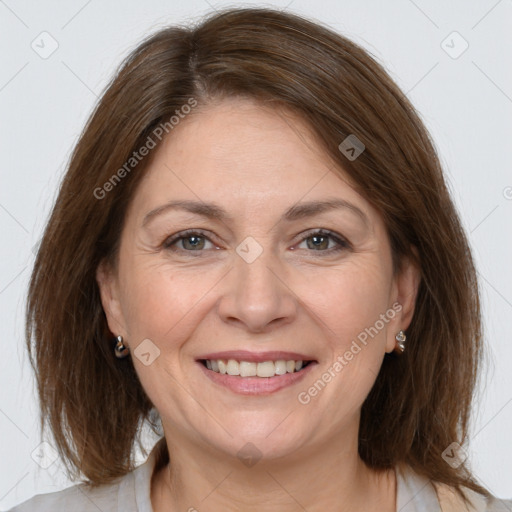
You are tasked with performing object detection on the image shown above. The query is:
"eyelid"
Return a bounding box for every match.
[162,228,218,249]
[292,228,351,251]
[162,228,350,253]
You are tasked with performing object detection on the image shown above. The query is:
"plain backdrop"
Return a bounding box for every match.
[1,0,511,509]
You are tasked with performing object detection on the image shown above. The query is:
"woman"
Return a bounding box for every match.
[10,6,511,511]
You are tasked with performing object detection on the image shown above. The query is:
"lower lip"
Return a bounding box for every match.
[196,361,317,395]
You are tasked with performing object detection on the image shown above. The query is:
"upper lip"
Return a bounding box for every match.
[196,350,317,363]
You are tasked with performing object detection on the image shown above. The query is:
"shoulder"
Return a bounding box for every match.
[7,437,165,512]
[434,479,512,512]
[7,480,123,512]
[7,465,141,512]
[397,464,512,512]
[485,496,512,511]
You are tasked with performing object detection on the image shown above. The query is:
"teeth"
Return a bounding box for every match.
[257,361,275,377]
[226,359,240,376]
[204,359,309,377]
[239,361,257,377]
[274,360,287,375]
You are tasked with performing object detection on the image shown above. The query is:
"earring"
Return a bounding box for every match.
[394,330,406,354]
[114,335,130,358]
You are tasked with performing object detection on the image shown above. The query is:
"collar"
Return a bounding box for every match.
[130,440,441,512]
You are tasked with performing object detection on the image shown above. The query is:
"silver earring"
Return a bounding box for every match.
[394,330,406,354]
[114,335,130,358]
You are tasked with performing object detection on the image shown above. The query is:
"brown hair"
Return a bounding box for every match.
[26,6,488,500]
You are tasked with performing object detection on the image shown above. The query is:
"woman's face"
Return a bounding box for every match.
[97,97,418,462]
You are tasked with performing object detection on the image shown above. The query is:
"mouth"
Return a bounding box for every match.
[198,358,315,377]
[195,353,318,395]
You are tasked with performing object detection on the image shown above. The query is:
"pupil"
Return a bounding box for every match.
[185,236,203,250]
[308,235,328,250]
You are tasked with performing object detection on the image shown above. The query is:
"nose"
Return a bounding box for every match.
[216,242,298,333]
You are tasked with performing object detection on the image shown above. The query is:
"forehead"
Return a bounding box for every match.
[127,97,376,225]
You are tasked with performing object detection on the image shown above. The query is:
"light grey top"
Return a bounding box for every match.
[7,442,512,511]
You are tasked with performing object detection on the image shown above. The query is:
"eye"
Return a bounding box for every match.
[295,229,350,254]
[162,228,350,256]
[163,229,217,252]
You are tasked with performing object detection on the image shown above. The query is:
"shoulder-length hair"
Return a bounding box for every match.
[26,6,488,498]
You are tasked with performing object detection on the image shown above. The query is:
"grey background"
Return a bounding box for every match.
[1,0,511,508]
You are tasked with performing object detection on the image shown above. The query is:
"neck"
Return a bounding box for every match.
[150,427,396,512]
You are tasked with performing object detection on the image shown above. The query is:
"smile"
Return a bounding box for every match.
[196,358,318,395]
[200,358,313,377]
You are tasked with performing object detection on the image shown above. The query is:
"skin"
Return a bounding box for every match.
[96,97,420,512]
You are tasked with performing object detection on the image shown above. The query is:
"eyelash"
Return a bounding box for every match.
[162,228,350,256]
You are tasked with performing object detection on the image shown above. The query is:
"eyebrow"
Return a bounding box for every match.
[142,198,369,227]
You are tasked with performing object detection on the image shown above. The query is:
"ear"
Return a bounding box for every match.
[385,247,421,353]
[96,259,128,341]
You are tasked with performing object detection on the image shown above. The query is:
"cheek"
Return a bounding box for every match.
[306,259,390,337]
[119,266,202,403]
[303,260,391,388]
[120,260,220,345]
